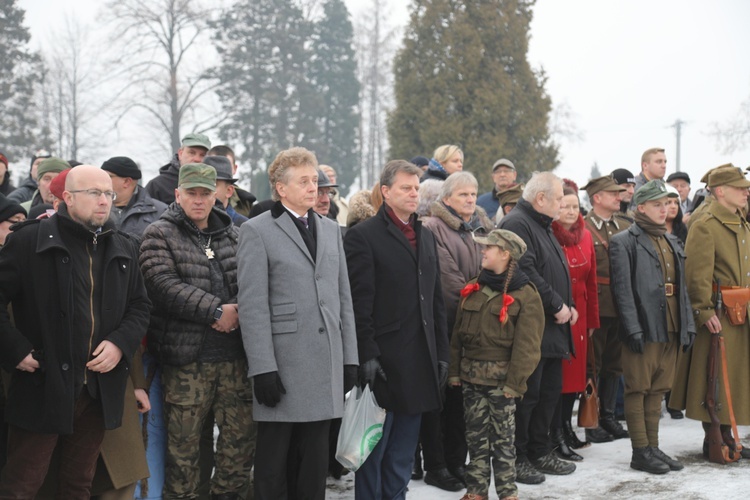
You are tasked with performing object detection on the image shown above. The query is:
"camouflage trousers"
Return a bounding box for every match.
[162,360,255,499]
[462,382,517,499]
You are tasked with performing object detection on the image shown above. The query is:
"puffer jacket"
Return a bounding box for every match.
[449,279,544,397]
[145,154,180,205]
[139,204,239,366]
[422,202,494,331]
[499,198,575,358]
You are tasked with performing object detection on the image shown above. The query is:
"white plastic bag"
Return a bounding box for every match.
[335,384,387,472]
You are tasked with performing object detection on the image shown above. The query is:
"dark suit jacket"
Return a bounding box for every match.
[344,205,449,414]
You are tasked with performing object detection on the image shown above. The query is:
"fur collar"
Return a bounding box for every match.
[552,213,584,247]
[429,201,493,232]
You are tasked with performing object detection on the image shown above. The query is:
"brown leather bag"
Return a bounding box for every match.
[578,378,599,428]
[578,335,600,429]
[720,287,750,326]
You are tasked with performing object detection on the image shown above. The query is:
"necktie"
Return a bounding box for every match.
[298,216,309,229]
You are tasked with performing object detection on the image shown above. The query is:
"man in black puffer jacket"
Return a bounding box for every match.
[499,171,577,484]
[139,163,253,500]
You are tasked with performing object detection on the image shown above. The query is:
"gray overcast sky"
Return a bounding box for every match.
[18,0,750,193]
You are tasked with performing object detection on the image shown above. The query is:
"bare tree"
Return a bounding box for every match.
[102,0,221,156]
[711,94,750,154]
[40,17,109,160]
[355,0,398,188]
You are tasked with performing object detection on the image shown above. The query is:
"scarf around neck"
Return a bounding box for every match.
[634,210,667,237]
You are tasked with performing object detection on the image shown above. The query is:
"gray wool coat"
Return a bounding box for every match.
[237,203,358,422]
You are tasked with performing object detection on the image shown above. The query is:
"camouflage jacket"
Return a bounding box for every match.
[449,280,544,397]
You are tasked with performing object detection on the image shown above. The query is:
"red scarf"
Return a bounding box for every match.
[385,204,417,250]
[551,213,584,247]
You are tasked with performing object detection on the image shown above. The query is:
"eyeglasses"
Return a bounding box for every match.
[68,189,117,201]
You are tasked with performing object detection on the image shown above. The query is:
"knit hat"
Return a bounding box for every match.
[49,168,72,200]
[36,157,70,179]
[0,151,8,168]
[179,163,216,191]
[611,168,636,186]
[473,229,527,260]
[101,156,142,179]
[0,194,26,222]
[410,156,430,168]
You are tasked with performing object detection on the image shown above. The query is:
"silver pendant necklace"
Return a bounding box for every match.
[203,235,214,259]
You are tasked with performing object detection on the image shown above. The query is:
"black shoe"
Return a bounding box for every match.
[668,409,684,420]
[411,460,423,480]
[551,428,583,462]
[630,447,670,474]
[424,468,464,492]
[586,426,614,443]
[650,446,684,471]
[563,421,590,449]
[600,417,629,439]
[531,452,576,475]
[448,464,466,485]
[515,456,545,484]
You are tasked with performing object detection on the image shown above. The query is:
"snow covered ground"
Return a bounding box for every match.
[325,410,750,499]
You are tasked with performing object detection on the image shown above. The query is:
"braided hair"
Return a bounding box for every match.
[500,258,518,325]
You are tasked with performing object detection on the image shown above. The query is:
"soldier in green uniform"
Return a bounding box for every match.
[610,180,695,474]
[449,229,544,500]
[579,176,631,445]
[670,166,750,460]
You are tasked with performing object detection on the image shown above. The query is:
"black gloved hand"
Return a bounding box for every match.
[254,371,286,407]
[438,361,449,392]
[626,333,644,354]
[344,365,358,393]
[683,333,696,353]
[359,358,387,388]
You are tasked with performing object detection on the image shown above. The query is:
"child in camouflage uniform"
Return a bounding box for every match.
[449,229,545,500]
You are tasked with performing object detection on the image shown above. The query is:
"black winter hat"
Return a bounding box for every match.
[0,194,27,222]
[411,156,430,168]
[611,168,635,186]
[101,156,142,180]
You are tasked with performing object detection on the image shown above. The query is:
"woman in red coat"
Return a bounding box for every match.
[550,179,600,461]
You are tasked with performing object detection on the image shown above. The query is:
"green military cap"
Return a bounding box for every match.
[633,180,671,205]
[179,163,216,191]
[473,229,527,260]
[708,165,750,188]
[181,133,211,150]
[580,175,626,198]
[496,184,523,208]
[36,157,70,178]
[701,163,732,184]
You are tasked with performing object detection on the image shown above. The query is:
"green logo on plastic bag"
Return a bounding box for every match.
[359,423,383,463]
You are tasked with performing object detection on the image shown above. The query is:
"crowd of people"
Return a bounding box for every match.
[0,137,748,500]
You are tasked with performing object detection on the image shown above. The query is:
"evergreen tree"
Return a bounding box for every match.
[0,0,42,161]
[590,162,601,179]
[213,0,310,196]
[388,0,558,187]
[306,0,360,195]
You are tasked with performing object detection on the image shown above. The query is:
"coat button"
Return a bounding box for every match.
[62,257,69,264]
[423,320,427,326]
[318,327,325,334]
[61,363,69,371]
[420,294,424,301]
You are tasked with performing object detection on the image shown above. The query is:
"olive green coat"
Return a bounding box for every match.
[670,201,750,424]
[449,280,544,398]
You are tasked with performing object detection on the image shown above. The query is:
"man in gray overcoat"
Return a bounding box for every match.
[237,147,358,500]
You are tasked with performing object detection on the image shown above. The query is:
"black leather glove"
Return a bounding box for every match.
[626,333,644,354]
[344,365,358,393]
[438,361,449,392]
[254,371,286,407]
[359,358,387,388]
[683,333,696,353]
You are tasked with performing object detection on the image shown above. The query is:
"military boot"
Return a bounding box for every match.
[599,376,629,439]
[551,428,583,462]
[630,447,670,474]
[650,446,684,471]
[563,420,590,449]
[585,426,614,443]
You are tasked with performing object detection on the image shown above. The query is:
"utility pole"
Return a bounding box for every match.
[670,119,685,172]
